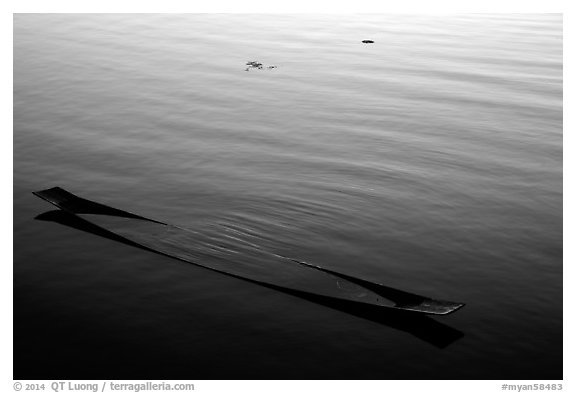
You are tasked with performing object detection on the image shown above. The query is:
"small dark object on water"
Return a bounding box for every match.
[362,40,374,43]
[245,60,276,71]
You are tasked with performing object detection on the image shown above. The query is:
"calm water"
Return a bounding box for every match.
[13,14,562,379]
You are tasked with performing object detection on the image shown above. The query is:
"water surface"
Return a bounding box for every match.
[14,14,562,379]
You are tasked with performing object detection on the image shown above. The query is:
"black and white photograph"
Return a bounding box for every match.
[12,11,563,385]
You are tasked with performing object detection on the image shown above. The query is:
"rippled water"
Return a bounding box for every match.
[14,14,562,379]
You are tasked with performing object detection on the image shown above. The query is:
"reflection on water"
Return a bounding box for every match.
[14,14,562,379]
[36,209,464,349]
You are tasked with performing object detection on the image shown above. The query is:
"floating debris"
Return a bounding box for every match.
[246,61,263,68]
[362,40,374,43]
[245,61,276,71]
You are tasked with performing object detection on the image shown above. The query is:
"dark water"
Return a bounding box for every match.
[14,14,562,379]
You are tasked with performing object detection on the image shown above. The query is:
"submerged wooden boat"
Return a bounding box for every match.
[33,187,464,315]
